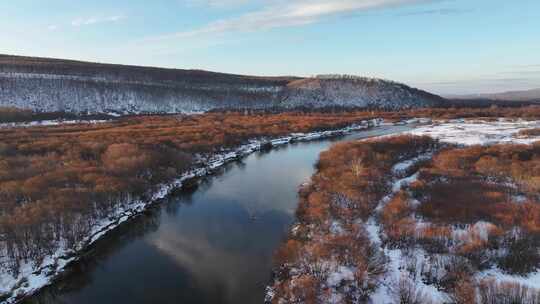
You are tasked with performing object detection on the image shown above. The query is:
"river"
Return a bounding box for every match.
[24,125,411,304]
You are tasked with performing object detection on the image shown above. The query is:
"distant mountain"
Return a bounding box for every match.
[0,54,445,114]
[447,88,540,102]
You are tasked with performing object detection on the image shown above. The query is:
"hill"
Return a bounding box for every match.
[0,55,444,114]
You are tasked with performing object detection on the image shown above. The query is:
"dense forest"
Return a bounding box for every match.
[0,54,444,114]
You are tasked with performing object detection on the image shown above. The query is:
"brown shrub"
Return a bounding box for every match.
[416,179,512,224]
[382,192,413,224]
[497,233,540,275]
[519,128,540,137]
[102,143,150,176]
[392,276,432,304]
[274,239,303,266]
[450,274,476,304]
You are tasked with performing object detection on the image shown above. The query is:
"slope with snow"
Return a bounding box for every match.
[0,55,444,114]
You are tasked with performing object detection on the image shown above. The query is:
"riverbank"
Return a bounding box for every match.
[3,115,539,303]
[0,117,387,304]
[266,119,540,303]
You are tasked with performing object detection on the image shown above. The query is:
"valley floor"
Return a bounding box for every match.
[0,112,383,303]
[1,110,540,303]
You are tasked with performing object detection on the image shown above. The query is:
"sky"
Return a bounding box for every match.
[0,0,539,95]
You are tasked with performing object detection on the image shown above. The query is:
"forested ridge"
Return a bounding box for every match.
[0,54,444,114]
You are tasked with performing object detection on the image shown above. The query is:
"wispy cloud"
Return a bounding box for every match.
[71,15,126,27]
[397,8,472,17]
[47,25,58,31]
[151,0,429,40]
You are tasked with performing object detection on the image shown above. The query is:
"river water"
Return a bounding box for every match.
[25,125,410,304]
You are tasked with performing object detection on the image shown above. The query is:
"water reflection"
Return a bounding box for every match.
[25,125,410,304]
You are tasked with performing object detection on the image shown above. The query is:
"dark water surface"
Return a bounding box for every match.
[26,125,410,304]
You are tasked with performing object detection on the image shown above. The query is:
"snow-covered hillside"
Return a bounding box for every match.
[282,75,443,110]
[0,55,444,114]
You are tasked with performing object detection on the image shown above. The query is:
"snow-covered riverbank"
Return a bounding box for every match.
[0,118,385,304]
[266,118,540,304]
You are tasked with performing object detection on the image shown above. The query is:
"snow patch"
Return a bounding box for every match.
[477,268,540,290]
[327,266,356,287]
[408,120,540,146]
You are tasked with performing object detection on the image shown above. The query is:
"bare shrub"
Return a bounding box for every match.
[498,232,540,275]
[519,128,540,137]
[392,276,432,304]
[479,279,540,304]
[449,274,476,304]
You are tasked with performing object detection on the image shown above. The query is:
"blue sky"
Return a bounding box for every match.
[1,0,539,95]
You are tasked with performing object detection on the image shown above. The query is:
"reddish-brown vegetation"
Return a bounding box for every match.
[269,135,437,303]
[380,191,416,244]
[2,106,540,300]
[271,132,540,303]
[415,144,540,230]
[0,111,384,275]
[519,128,540,137]
[382,140,540,281]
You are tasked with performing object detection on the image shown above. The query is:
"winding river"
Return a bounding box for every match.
[24,125,411,304]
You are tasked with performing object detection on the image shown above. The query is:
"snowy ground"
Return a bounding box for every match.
[367,154,450,304]
[367,119,540,303]
[334,119,540,303]
[0,118,383,304]
[408,119,540,145]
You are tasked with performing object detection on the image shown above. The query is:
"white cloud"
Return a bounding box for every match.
[47,25,58,31]
[71,15,126,27]
[397,8,472,16]
[153,0,426,40]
